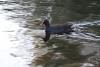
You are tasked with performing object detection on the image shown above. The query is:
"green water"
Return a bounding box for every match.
[0,0,100,67]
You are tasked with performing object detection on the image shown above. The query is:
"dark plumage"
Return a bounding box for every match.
[42,19,74,42]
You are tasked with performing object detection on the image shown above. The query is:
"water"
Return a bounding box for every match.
[0,0,100,67]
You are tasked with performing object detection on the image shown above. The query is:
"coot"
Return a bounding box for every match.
[42,19,74,42]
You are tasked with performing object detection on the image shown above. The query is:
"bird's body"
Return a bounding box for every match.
[42,19,74,42]
[46,25,73,34]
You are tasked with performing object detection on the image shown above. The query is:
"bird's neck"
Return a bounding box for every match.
[44,24,50,28]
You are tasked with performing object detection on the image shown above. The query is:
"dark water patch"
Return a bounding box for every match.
[3,8,15,11]
[70,0,100,21]
[35,1,55,6]
[84,24,100,36]
[32,38,96,67]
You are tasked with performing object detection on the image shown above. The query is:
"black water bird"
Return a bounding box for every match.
[42,19,74,42]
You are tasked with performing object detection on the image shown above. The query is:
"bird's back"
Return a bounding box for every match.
[46,24,72,34]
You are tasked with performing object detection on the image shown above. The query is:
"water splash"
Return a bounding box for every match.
[69,20,100,41]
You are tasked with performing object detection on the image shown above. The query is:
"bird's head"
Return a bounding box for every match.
[42,19,50,26]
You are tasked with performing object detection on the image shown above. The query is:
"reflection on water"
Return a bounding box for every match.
[0,13,29,67]
[0,0,100,67]
[34,39,95,67]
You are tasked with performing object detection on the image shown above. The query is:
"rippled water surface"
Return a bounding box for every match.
[0,0,100,67]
